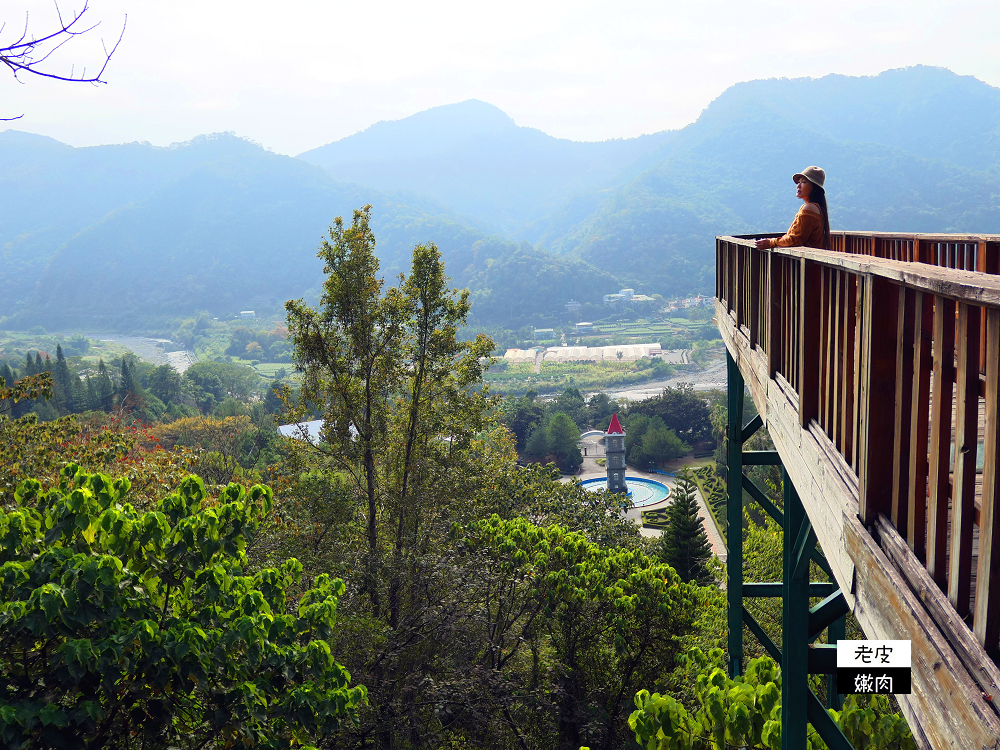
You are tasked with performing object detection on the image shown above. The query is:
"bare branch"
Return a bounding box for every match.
[0,1,126,85]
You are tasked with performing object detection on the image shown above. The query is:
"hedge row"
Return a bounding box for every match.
[693,465,727,536]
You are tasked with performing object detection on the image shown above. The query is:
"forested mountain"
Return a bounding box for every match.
[297,100,675,233]
[0,132,489,329]
[5,65,1000,331]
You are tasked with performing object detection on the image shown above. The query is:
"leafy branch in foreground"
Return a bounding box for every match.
[0,465,366,749]
[0,372,53,415]
[626,647,914,750]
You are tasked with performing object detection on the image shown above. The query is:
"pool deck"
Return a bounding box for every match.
[570,434,727,562]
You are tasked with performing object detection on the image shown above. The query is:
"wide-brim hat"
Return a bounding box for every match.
[793,166,825,188]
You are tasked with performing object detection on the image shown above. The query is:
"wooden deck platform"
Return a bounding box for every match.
[717,232,1000,749]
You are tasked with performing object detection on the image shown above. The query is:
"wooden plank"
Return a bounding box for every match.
[834,270,846,452]
[949,302,981,616]
[821,268,832,432]
[892,287,916,535]
[846,514,1000,750]
[799,259,822,426]
[876,515,1000,723]
[975,307,1000,654]
[715,303,856,599]
[768,252,780,378]
[718,241,1000,308]
[908,292,933,560]
[843,274,858,467]
[927,296,956,588]
[858,275,899,525]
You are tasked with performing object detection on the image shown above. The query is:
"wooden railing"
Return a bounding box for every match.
[830,231,1000,274]
[717,232,1000,661]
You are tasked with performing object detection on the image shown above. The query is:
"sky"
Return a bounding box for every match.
[4,0,1000,155]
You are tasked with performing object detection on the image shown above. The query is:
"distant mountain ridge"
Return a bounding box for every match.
[298,100,676,233]
[4,65,1000,332]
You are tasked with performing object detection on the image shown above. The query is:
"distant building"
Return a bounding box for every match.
[603,288,641,305]
[575,321,594,333]
[277,420,323,445]
[240,311,256,319]
[533,328,555,339]
[565,299,581,314]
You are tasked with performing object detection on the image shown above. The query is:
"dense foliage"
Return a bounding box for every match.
[627,648,914,750]
[0,466,366,749]
[653,470,713,585]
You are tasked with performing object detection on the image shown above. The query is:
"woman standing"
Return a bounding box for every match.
[755,166,830,250]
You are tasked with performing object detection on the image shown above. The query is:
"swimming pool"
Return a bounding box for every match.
[579,476,671,507]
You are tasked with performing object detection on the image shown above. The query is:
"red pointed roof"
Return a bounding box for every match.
[607,413,624,435]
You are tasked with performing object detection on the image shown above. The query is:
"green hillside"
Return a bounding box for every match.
[5,66,1000,332]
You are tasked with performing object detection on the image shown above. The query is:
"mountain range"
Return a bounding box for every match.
[3,65,999,332]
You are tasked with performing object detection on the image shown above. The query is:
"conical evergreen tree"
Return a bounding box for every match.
[118,355,144,411]
[656,468,714,585]
[95,359,115,411]
[85,376,98,412]
[0,362,13,388]
[25,352,37,376]
[0,363,14,414]
[53,344,75,414]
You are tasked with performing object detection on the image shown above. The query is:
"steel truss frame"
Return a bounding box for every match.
[727,353,855,750]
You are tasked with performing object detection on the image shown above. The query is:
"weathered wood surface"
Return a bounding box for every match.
[716,302,857,604]
[877,515,1000,707]
[846,514,1000,748]
[715,231,1000,747]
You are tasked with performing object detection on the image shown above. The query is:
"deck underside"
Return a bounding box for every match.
[718,299,1000,749]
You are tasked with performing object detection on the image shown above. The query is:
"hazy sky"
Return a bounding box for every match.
[4,0,1000,155]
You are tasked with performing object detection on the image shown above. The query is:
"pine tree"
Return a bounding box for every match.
[85,376,98,412]
[53,344,75,414]
[95,359,115,411]
[656,468,714,585]
[25,353,37,377]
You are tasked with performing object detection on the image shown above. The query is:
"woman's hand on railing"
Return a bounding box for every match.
[755,238,771,249]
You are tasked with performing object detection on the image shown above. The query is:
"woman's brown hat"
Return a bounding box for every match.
[793,166,826,188]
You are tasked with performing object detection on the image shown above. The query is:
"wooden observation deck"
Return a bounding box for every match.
[717,231,1000,748]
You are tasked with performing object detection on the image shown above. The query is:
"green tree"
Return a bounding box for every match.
[547,411,583,471]
[524,421,550,459]
[629,383,712,443]
[94,359,115,412]
[554,386,588,428]
[466,516,698,750]
[148,363,183,405]
[642,417,690,465]
[628,647,915,750]
[656,469,713,585]
[0,466,366,749]
[53,344,76,414]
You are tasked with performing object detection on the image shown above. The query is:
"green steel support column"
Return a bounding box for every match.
[727,352,745,677]
[782,468,809,750]
[827,615,846,711]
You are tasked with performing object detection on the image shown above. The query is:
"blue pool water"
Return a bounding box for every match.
[580,476,671,507]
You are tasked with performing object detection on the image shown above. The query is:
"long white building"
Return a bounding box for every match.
[504,343,662,363]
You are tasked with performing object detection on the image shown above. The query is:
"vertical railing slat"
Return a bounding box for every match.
[949,302,981,616]
[927,296,957,588]
[892,287,916,536]
[975,307,1000,653]
[798,260,821,425]
[858,276,900,525]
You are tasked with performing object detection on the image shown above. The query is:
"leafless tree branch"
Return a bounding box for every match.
[1,1,126,119]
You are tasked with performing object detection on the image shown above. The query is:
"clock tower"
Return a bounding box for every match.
[605,413,628,494]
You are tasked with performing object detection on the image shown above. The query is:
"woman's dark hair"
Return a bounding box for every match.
[809,184,831,249]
